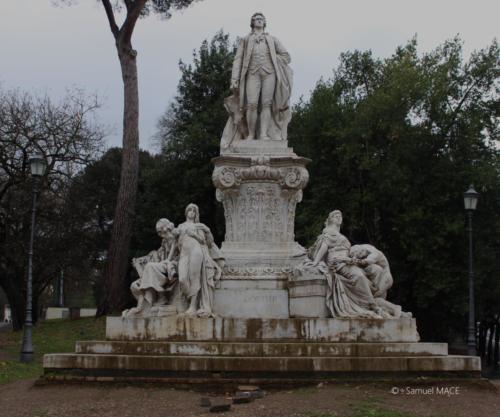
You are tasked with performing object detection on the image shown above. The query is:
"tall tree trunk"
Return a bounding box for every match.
[98,41,140,315]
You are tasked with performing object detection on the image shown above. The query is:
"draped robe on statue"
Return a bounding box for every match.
[309,232,382,318]
[221,33,293,148]
[131,240,177,302]
[177,222,224,316]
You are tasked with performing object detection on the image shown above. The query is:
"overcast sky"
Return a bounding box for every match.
[1,0,498,151]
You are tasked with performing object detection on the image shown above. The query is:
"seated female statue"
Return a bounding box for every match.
[309,210,382,318]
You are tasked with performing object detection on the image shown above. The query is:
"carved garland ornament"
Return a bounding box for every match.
[223,265,293,277]
[212,164,309,190]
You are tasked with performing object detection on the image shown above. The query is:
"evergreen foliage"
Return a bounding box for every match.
[65,148,160,307]
[289,37,500,340]
[152,31,235,242]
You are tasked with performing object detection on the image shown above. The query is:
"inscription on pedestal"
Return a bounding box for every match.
[243,294,278,304]
[214,289,289,318]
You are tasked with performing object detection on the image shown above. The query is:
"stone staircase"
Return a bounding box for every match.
[42,316,481,386]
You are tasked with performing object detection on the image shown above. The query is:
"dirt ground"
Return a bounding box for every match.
[0,379,498,417]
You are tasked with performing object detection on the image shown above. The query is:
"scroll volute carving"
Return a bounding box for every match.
[212,163,309,191]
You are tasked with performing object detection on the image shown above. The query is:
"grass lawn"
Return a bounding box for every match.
[0,317,105,385]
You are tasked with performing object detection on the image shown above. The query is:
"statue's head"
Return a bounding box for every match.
[326,210,343,227]
[350,245,368,259]
[156,218,174,238]
[185,203,200,223]
[250,12,266,30]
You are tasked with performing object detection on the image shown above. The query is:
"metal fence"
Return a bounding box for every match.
[478,314,500,371]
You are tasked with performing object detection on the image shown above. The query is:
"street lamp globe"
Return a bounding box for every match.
[463,184,479,211]
[29,154,46,177]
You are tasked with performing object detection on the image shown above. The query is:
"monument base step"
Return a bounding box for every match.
[42,316,481,384]
[43,353,480,377]
[75,341,448,357]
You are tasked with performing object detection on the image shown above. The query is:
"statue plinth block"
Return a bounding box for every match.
[212,154,310,246]
[212,152,310,318]
[220,138,294,156]
[105,316,420,342]
[289,266,329,318]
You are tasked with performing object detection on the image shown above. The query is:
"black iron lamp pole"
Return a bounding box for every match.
[20,154,46,363]
[464,184,479,357]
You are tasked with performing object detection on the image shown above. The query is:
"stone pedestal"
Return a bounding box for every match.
[105,316,420,342]
[42,316,481,384]
[212,146,310,318]
[289,266,329,318]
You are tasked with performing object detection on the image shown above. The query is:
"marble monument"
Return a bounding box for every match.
[41,14,482,383]
[124,13,411,322]
[212,13,310,317]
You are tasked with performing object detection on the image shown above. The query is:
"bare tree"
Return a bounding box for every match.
[0,87,105,329]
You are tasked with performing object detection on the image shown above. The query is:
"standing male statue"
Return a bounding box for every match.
[221,12,293,148]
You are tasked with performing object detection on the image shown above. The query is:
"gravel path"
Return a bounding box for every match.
[0,379,498,417]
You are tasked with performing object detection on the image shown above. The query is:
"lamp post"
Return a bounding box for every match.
[20,154,46,363]
[464,184,479,357]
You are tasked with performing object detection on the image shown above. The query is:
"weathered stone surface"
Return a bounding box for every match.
[212,154,309,318]
[209,402,231,413]
[289,295,329,318]
[212,156,309,245]
[214,287,290,318]
[221,140,294,156]
[288,266,329,318]
[105,316,420,342]
[43,353,480,373]
[44,316,481,382]
[248,390,265,399]
[232,392,253,404]
[76,341,448,357]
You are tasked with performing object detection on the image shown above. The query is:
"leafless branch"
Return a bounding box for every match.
[101,0,120,38]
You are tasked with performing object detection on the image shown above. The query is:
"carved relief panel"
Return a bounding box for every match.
[213,157,309,243]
